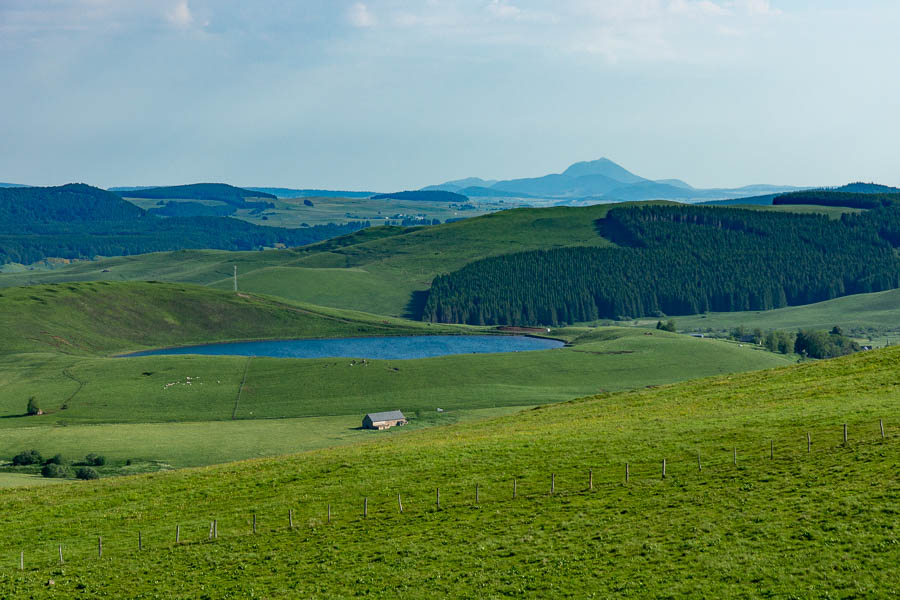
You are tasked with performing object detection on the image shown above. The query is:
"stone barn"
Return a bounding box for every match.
[363,410,408,430]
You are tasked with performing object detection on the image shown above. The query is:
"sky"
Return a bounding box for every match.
[1,0,898,191]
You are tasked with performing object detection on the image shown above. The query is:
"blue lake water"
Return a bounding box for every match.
[123,335,564,360]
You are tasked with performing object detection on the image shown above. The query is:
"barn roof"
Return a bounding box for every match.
[365,410,406,422]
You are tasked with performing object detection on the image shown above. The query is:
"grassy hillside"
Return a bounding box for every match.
[0,281,455,356]
[0,346,896,596]
[657,287,900,345]
[0,204,627,316]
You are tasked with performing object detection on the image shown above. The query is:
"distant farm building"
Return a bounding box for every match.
[363,410,408,430]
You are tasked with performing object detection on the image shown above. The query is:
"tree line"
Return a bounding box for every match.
[423,204,900,326]
[0,184,369,265]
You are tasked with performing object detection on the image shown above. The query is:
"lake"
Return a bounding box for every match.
[123,335,564,360]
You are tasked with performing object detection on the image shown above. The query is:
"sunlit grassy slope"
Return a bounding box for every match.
[0,281,458,356]
[0,204,622,315]
[662,287,900,344]
[0,346,897,597]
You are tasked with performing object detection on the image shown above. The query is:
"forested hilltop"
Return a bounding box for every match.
[423,203,900,325]
[0,184,368,265]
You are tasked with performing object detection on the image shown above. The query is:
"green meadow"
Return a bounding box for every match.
[0,345,896,597]
[657,287,900,345]
[0,281,793,471]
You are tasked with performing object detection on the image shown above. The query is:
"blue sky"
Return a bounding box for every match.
[1,1,898,190]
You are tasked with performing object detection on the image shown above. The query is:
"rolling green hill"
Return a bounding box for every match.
[0,281,450,356]
[0,282,792,470]
[0,345,896,596]
[0,204,624,316]
[0,184,369,266]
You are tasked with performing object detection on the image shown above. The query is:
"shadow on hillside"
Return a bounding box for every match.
[403,290,430,321]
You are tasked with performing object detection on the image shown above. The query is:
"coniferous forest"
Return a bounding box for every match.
[423,204,900,326]
[0,184,368,265]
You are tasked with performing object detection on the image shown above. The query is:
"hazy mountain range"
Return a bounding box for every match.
[421,158,804,203]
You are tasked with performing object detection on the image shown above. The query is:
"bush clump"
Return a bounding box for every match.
[26,397,41,416]
[44,454,66,465]
[12,449,43,466]
[84,453,106,466]
[75,467,100,480]
[41,464,69,478]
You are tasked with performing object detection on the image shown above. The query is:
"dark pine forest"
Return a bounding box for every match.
[423,204,900,326]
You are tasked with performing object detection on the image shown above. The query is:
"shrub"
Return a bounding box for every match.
[26,397,40,416]
[44,454,65,465]
[75,467,100,480]
[12,449,42,466]
[84,453,106,466]
[41,464,69,478]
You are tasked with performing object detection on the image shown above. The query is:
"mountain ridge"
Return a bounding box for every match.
[423,158,803,202]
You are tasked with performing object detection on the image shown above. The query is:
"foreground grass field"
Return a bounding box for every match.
[0,346,896,597]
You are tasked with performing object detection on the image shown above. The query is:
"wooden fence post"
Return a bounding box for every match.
[139,531,142,551]
[881,419,885,440]
[364,498,368,518]
[770,440,774,460]
[214,520,218,539]
[328,504,332,524]
[733,447,737,466]
[59,545,63,565]
[475,484,479,505]
[551,473,555,495]
[589,469,593,491]
[19,551,23,571]
[843,423,848,444]
[436,487,440,510]
[209,522,213,540]
[662,459,666,479]
[253,514,257,534]
[99,536,103,558]
[807,432,811,453]
[398,493,403,513]
[625,462,629,483]
[176,525,180,543]
[289,509,294,529]
[698,453,702,472]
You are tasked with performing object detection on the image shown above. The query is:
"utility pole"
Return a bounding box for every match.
[233,265,238,293]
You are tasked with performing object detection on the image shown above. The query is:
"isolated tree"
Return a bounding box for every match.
[26,397,40,416]
[84,453,106,466]
[76,467,100,480]
[41,464,69,478]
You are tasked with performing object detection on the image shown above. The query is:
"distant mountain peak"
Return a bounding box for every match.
[561,158,645,184]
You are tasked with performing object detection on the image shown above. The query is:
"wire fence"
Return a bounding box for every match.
[4,417,896,574]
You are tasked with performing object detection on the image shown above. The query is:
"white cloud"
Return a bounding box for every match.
[165,0,194,29]
[731,0,781,16]
[486,0,522,20]
[347,2,377,28]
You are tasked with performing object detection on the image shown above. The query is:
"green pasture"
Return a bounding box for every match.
[0,327,791,468]
[0,281,462,356]
[644,287,900,344]
[0,346,896,597]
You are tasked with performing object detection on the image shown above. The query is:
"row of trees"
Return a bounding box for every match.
[774,190,900,209]
[423,205,900,326]
[10,449,105,479]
